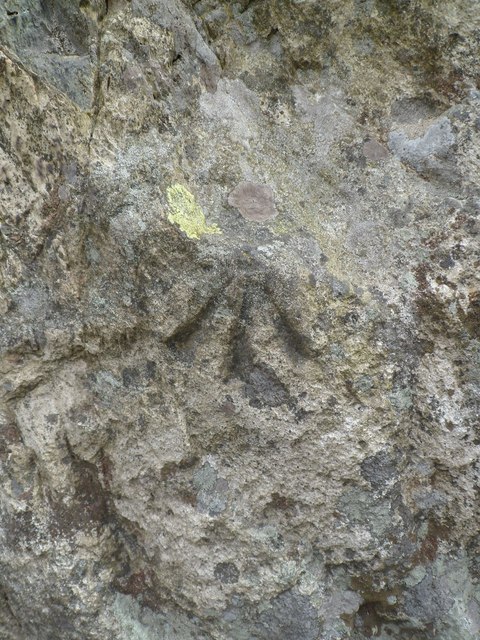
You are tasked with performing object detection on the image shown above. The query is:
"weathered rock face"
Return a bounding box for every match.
[1,1,479,638]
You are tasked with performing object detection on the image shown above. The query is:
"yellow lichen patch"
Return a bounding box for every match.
[166,184,221,239]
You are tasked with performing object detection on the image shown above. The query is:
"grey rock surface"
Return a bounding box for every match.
[0,1,479,638]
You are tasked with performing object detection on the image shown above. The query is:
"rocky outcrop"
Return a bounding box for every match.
[0,1,479,638]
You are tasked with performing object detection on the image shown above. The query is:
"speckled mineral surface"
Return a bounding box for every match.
[0,1,479,639]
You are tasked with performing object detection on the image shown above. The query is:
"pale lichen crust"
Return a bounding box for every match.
[166,184,221,239]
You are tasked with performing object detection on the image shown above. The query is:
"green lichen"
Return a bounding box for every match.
[166,184,221,239]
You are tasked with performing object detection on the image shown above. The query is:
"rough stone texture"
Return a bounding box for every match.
[0,1,479,639]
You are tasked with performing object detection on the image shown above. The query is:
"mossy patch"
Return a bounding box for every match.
[166,184,221,239]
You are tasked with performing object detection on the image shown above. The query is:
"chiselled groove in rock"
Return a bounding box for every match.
[165,293,218,349]
[1,0,479,638]
[269,298,318,359]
